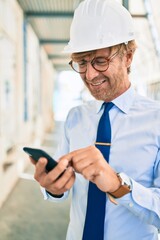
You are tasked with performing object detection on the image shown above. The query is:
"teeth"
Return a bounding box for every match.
[91,80,106,86]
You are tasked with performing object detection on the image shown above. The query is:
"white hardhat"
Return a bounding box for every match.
[64,0,135,53]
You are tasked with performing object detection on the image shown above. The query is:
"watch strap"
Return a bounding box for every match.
[108,173,131,198]
[109,184,131,198]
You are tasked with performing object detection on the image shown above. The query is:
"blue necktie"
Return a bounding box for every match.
[82,102,114,240]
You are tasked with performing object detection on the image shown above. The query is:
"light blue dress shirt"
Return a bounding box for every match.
[42,86,160,240]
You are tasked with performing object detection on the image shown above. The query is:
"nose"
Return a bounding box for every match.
[85,63,99,81]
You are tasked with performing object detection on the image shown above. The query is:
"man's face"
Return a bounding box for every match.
[79,47,131,102]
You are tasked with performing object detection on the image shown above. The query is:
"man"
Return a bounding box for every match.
[32,0,160,239]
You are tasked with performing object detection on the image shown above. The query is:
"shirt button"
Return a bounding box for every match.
[129,203,133,208]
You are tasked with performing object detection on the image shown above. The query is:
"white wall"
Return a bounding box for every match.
[0,0,55,207]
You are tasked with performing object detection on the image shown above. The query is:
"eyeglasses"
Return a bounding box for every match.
[69,48,120,74]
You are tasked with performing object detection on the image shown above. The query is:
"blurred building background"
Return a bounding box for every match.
[0,0,160,213]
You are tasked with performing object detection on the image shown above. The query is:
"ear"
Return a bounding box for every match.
[125,51,133,68]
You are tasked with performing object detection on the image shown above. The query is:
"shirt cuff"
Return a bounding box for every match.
[130,179,160,218]
[114,178,160,219]
[40,187,69,202]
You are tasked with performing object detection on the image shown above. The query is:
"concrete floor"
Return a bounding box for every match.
[0,122,70,240]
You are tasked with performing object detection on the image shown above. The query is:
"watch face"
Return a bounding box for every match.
[118,172,131,187]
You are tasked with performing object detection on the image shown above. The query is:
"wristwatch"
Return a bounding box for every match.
[109,172,131,198]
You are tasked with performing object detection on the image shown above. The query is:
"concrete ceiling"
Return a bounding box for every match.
[17,0,83,71]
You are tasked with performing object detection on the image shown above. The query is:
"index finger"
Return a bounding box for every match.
[59,146,93,163]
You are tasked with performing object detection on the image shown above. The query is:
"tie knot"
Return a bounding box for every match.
[103,102,114,114]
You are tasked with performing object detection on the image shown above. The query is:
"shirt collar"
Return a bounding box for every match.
[112,86,135,114]
[95,100,104,113]
[95,85,135,114]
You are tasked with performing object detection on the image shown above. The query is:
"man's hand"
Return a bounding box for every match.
[60,146,120,193]
[30,157,75,196]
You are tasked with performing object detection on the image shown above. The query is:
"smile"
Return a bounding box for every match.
[89,79,106,86]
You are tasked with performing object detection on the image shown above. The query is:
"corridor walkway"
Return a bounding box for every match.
[0,122,70,240]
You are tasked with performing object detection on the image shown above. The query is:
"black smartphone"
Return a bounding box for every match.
[23,147,58,172]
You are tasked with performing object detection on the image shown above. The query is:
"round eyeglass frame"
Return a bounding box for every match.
[69,47,121,74]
